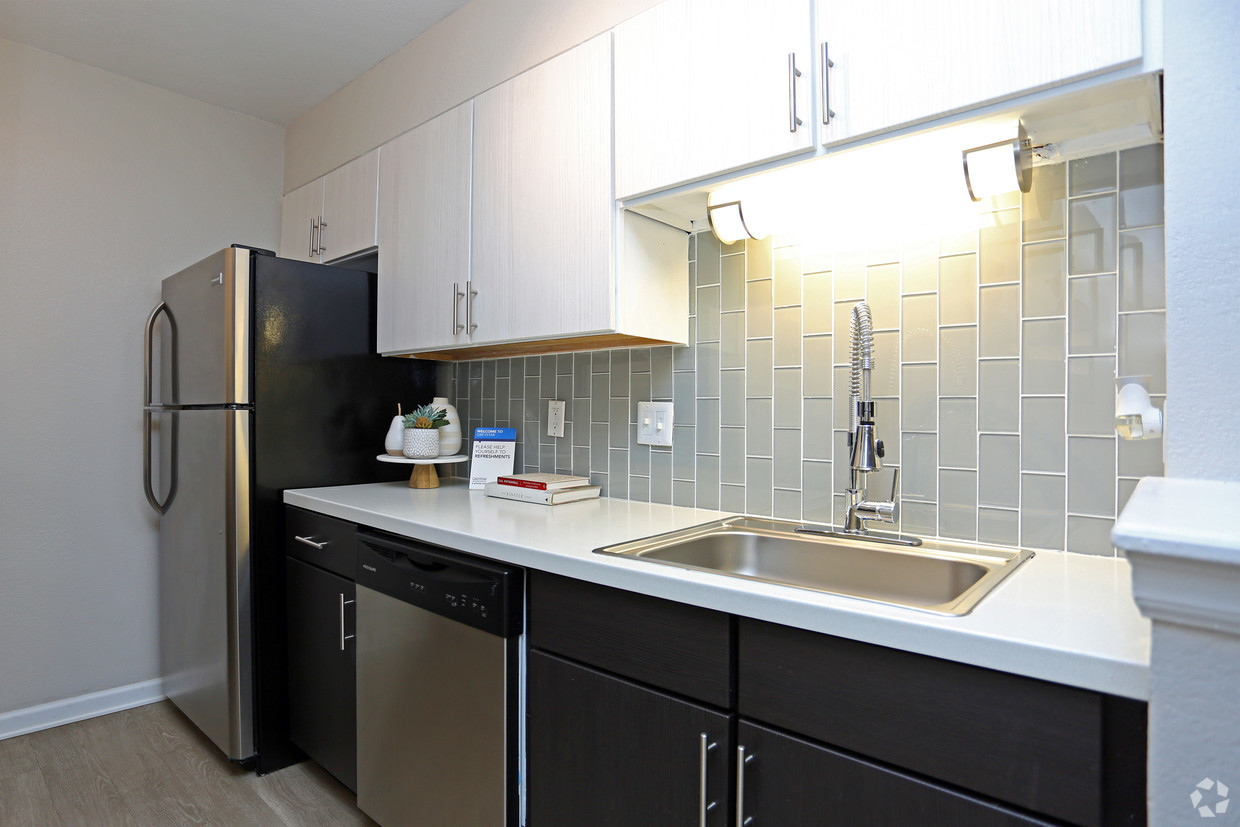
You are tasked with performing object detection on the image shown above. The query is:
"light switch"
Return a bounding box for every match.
[637,401,674,446]
[548,400,566,438]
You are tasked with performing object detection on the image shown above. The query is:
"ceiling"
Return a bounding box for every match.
[0,0,471,126]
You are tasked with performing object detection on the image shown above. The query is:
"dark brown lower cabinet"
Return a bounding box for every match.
[285,557,356,791]
[527,650,733,826]
[736,720,1053,826]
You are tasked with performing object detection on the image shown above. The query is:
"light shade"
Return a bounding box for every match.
[707,199,756,244]
[962,123,1032,202]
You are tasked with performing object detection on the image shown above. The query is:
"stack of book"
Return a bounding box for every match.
[483,473,602,505]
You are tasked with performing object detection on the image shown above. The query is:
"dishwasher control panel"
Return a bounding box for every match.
[356,529,523,638]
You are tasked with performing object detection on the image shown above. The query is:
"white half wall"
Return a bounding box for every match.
[1163,0,1240,482]
[282,0,661,192]
[0,38,284,721]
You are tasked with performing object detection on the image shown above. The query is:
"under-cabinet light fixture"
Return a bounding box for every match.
[962,122,1033,202]
[707,194,765,245]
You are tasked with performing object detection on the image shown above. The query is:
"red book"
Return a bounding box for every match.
[496,472,590,491]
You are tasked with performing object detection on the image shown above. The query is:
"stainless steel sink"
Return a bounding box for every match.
[593,517,1033,615]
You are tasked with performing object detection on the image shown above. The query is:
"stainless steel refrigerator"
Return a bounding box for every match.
[141,245,433,772]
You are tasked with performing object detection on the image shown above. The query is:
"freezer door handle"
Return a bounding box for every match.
[143,301,169,408]
[143,302,176,514]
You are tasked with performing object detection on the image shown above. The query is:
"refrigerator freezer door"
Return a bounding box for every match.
[158,248,251,406]
[159,407,254,761]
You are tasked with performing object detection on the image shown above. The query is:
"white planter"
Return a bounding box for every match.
[402,428,440,459]
[432,397,462,456]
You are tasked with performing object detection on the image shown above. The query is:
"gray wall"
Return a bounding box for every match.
[445,147,1166,557]
[0,39,284,718]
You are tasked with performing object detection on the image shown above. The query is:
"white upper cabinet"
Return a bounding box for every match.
[818,0,1144,145]
[278,149,380,263]
[278,179,323,263]
[470,33,616,345]
[614,0,814,200]
[377,103,473,356]
[320,149,380,262]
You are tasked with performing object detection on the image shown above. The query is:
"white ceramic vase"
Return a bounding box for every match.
[432,396,462,456]
[402,428,440,459]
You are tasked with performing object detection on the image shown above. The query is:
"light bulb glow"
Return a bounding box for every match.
[963,141,1020,201]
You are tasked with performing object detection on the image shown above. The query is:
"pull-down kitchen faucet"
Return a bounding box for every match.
[798,301,920,546]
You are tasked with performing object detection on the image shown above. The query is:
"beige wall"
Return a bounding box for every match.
[282,0,661,192]
[0,38,284,719]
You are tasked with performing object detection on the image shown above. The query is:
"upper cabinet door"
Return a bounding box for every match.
[470,33,614,345]
[278,179,324,263]
[818,0,1143,145]
[376,103,473,355]
[614,0,814,200]
[320,148,379,263]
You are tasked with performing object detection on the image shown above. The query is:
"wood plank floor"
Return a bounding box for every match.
[0,701,376,826]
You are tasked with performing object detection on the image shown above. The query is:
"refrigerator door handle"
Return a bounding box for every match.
[143,301,177,514]
[143,408,178,514]
[144,301,169,408]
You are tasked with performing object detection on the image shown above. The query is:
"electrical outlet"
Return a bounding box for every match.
[636,401,674,446]
[547,400,566,438]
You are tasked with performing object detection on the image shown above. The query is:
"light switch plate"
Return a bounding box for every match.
[637,401,674,446]
[547,400,566,438]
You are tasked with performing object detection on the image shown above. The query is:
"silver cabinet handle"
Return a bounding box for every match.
[339,594,355,651]
[821,42,836,125]
[699,733,717,826]
[309,217,318,258]
[316,218,327,256]
[736,745,754,827]
[466,280,478,334]
[294,535,327,549]
[788,53,803,133]
[451,282,466,336]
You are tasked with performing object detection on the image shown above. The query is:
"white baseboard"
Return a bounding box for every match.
[0,678,166,741]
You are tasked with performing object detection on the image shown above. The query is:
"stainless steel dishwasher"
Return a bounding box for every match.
[355,529,522,827]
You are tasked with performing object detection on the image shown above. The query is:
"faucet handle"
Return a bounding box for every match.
[855,467,900,525]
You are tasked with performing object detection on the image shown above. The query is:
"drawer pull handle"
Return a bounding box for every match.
[821,41,836,125]
[294,535,327,550]
[736,745,754,826]
[788,53,803,133]
[340,594,355,651]
[699,732,717,826]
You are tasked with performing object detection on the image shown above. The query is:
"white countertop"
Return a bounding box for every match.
[285,480,1151,700]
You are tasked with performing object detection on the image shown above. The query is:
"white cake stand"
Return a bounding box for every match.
[377,454,468,489]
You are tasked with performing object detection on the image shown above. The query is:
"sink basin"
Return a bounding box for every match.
[593,517,1032,615]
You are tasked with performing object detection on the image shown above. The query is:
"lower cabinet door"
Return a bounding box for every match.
[286,558,356,791]
[737,720,1054,826]
[528,650,732,826]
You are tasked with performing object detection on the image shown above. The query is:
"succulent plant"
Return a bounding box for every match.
[403,404,448,429]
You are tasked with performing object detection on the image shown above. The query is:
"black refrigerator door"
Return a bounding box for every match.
[247,253,435,773]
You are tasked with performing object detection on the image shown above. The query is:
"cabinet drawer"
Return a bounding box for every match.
[738,619,1146,827]
[737,720,1052,826]
[529,572,732,708]
[285,506,357,579]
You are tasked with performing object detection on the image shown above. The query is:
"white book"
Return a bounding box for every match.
[484,481,601,505]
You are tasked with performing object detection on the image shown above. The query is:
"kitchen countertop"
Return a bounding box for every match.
[285,479,1151,700]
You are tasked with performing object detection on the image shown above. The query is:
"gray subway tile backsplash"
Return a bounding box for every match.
[442,146,1163,557]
